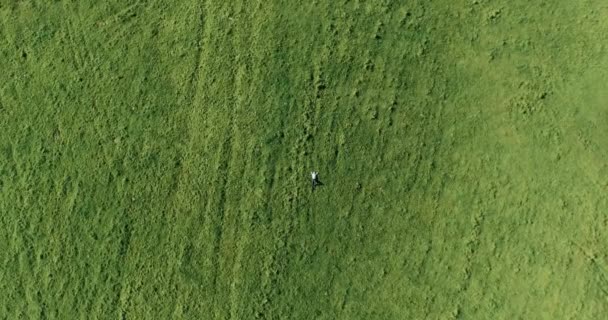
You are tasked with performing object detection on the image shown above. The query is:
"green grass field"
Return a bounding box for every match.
[1,0,608,319]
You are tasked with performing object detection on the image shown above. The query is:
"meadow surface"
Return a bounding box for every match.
[1,0,608,319]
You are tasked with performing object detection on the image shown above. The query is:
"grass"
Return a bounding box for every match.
[1,0,608,319]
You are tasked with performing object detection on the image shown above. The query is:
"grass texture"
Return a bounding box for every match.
[1,0,608,319]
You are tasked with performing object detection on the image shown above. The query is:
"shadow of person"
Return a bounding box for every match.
[312,179,324,191]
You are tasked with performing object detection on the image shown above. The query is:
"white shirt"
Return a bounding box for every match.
[311,172,318,180]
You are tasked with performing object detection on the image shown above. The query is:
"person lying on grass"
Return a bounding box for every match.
[311,171,319,191]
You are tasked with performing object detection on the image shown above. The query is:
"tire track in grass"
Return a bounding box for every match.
[171,3,238,318]
[210,2,287,318]
[165,1,249,316]
[209,118,235,316]
[242,2,311,317]
[198,4,249,318]
[180,0,207,121]
[225,86,251,320]
[221,0,259,317]
[176,3,210,299]
[166,0,242,315]
[169,0,207,182]
[205,86,242,318]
